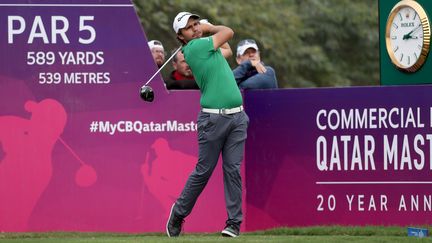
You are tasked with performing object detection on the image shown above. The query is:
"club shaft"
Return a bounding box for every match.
[59,137,86,165]
[144,46,182,86]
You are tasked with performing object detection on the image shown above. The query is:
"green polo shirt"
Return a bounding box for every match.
[182,37,242,109]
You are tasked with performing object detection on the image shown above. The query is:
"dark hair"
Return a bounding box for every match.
[176,34,187,45]
[171,49,181,63]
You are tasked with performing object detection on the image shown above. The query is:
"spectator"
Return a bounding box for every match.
[164,50,199,90]
[148,40,166,68]
[233,39,278,89]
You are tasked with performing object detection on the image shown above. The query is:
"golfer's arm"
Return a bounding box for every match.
[202,24,234,58]
[219,42,232,58]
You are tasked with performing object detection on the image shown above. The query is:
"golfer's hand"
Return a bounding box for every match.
[200,19,213,26]
[251,58,267,74]
[199,19,214,34]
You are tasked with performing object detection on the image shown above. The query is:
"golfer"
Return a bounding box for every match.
[166,12,249,238]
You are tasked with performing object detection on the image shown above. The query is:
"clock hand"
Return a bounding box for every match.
[411,23,422,35]
[403,33,412,40]
[409,24,423,39]
[403,24,422,40]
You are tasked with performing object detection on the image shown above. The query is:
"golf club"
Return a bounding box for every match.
[140,46,182,102]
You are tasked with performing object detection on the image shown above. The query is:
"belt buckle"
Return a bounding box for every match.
[220,108,227,115]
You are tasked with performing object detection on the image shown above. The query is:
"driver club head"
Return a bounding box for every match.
[140,85,154,102]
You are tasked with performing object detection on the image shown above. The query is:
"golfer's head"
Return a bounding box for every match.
[173,12,201,44]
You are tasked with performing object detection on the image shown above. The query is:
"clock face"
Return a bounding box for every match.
[385,0,431,73]
[389,7,423,68]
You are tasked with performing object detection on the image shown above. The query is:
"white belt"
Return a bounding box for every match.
[202,105,243,115]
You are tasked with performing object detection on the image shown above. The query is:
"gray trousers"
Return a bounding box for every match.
[174,110,249,226]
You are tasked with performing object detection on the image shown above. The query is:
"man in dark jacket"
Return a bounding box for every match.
[233,39,278,89]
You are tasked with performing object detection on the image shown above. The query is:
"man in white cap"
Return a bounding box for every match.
[233,39,278,89]
[166,12,249,238]
[148,40,165,68]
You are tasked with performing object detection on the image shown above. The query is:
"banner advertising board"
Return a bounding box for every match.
[2,0,432,234]
[245,86,432,230]
[0,0,231,232]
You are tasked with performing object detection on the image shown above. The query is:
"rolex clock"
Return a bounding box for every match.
[385,0,431,72]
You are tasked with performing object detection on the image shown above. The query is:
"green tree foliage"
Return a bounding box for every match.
[133,0,379,88]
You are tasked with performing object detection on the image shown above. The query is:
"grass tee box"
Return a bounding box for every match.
[0,226,428,242]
